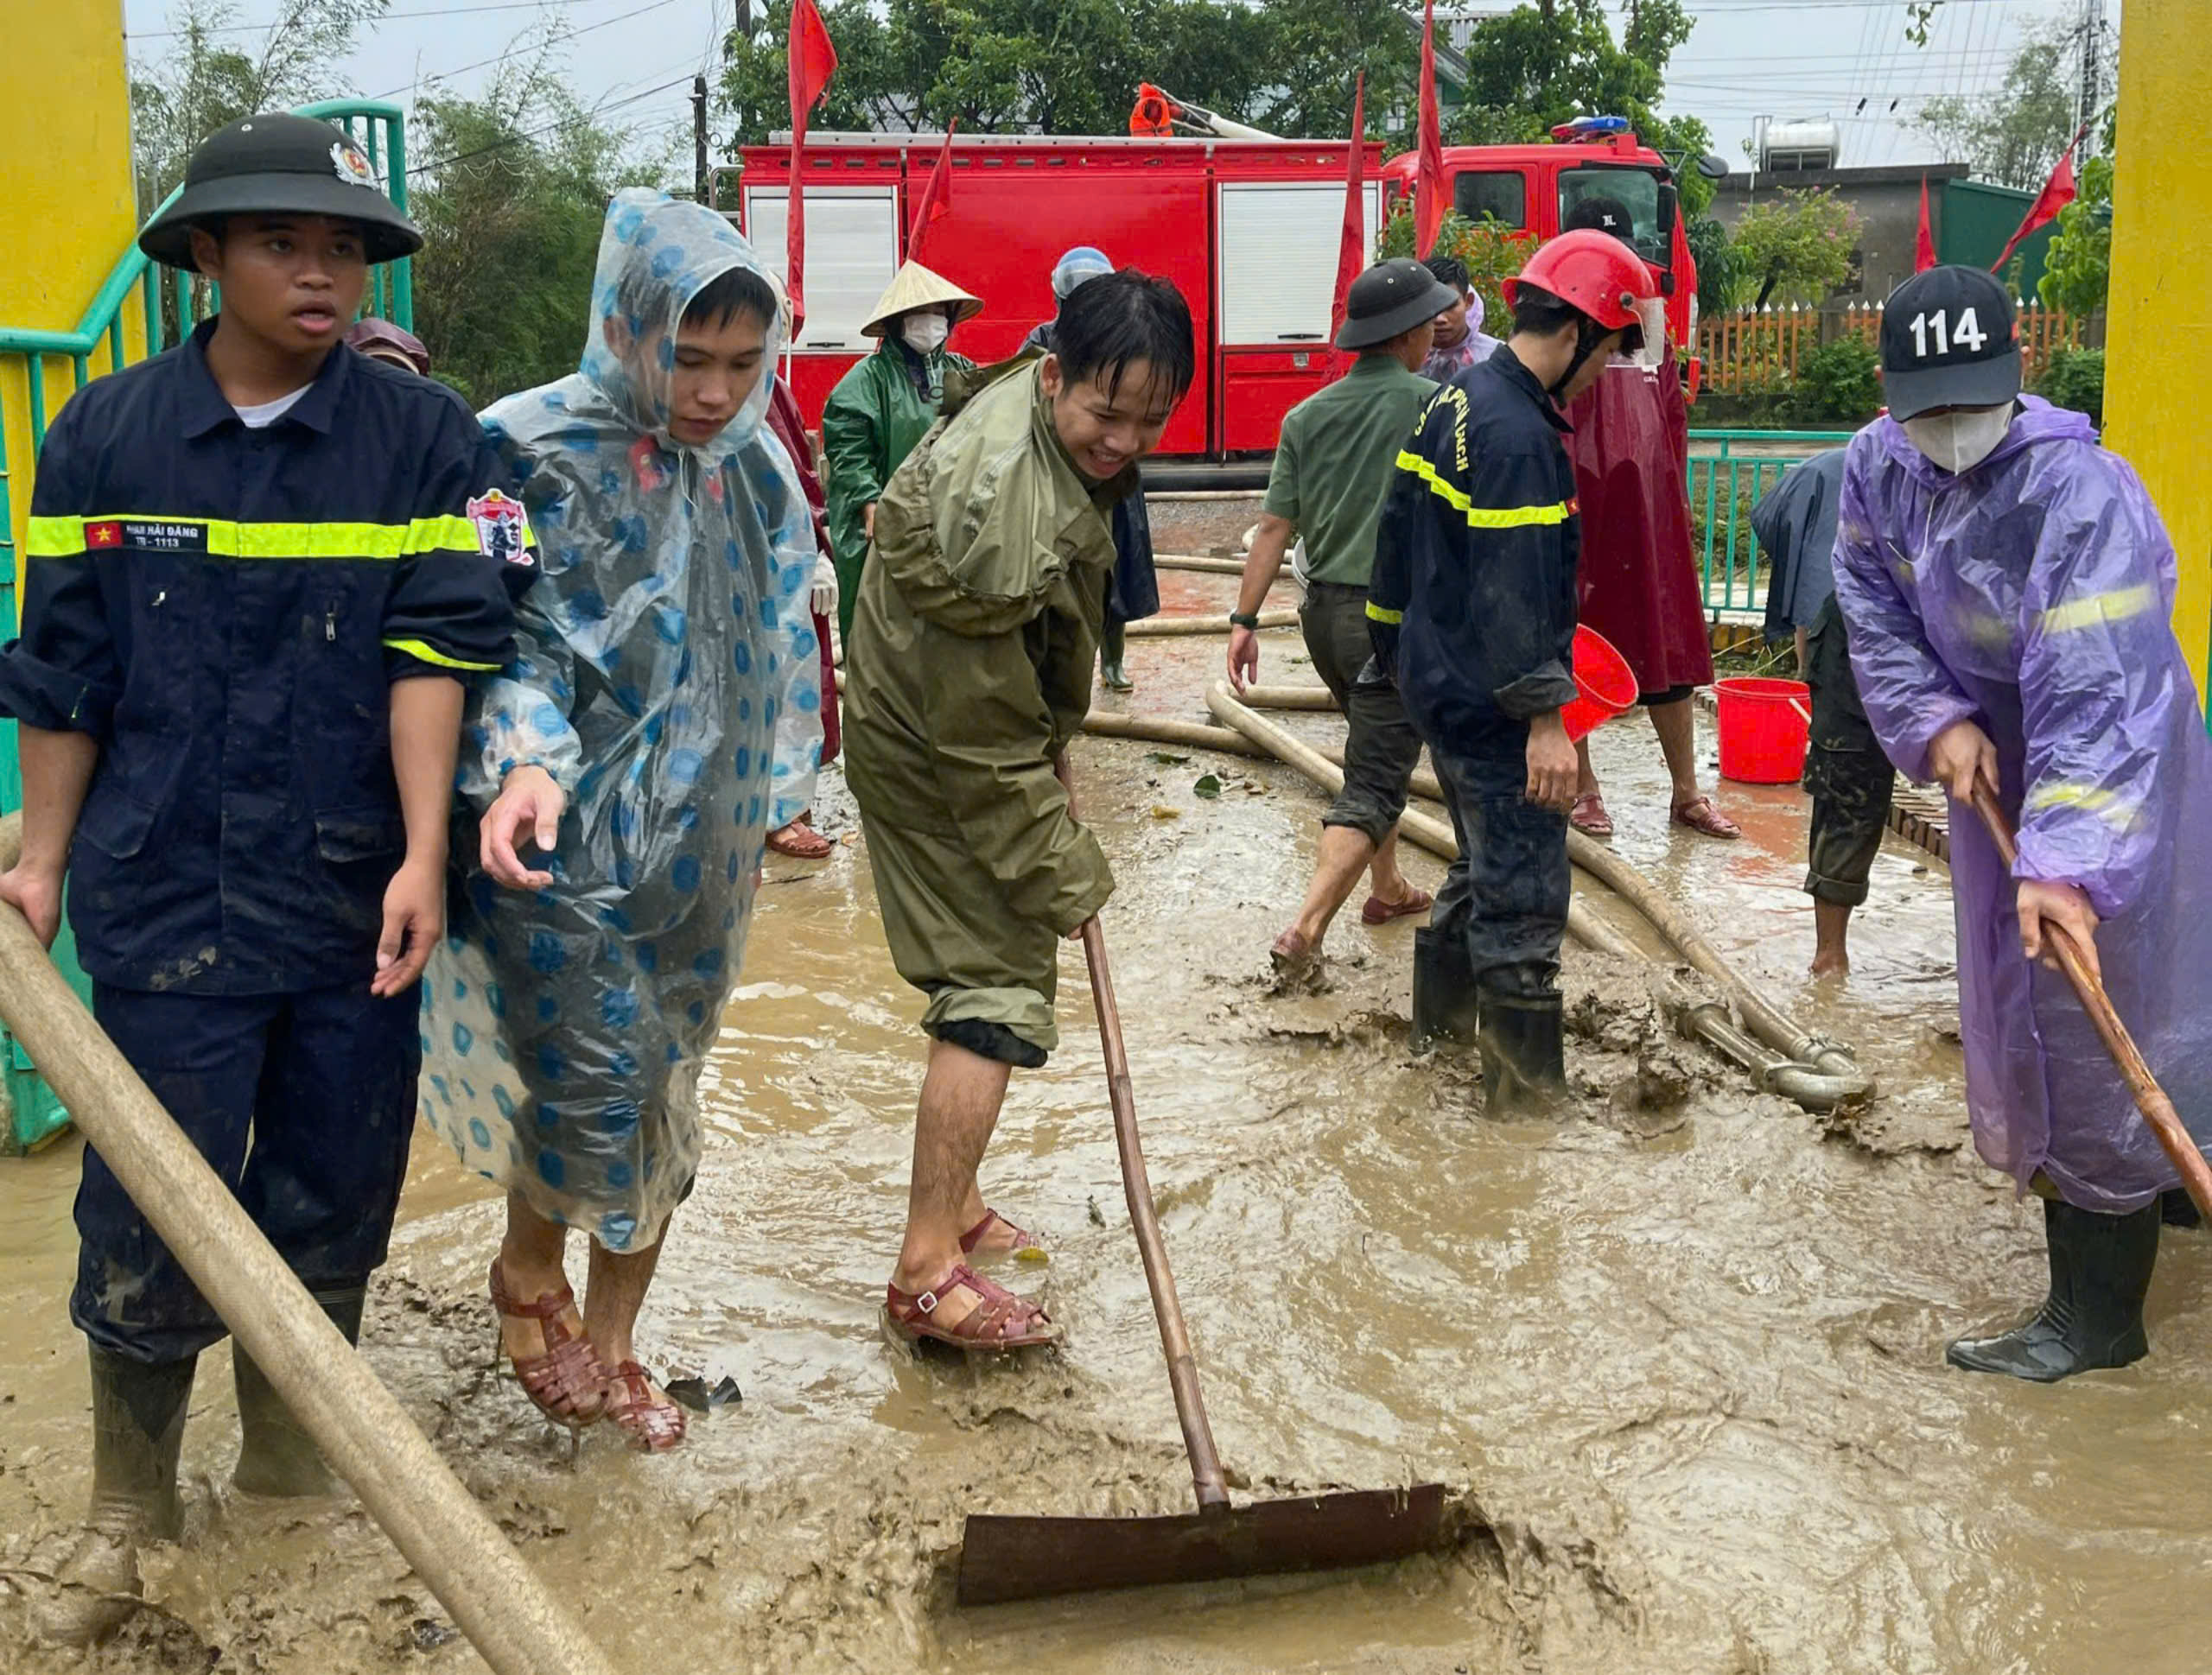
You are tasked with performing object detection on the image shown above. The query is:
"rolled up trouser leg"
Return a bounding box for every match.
[1801,599,1895,907]
[1302,585,1425,847]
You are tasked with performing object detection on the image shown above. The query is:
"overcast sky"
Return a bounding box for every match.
[117,0,2110,179]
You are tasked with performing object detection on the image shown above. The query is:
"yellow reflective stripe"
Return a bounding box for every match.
[26,517,85,556]
[21,514,525,562]
[383,638,502,672]
[1365,602,1404,625]
[1395,451,1572,530]
[2022,780,2142,829]
[2037,582,2157,637]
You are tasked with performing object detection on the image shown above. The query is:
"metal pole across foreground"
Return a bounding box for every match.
[0,815,618,1675]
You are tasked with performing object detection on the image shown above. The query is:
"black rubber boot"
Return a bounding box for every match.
[2161,1188,2202,1232]
[234,1287,364,1497]
[1946,1197,2161,1382]
[1477,986,1567,1113]
[1410,926,1479,1051]
[30,1348,196,1646]
[1098,621,1132,692]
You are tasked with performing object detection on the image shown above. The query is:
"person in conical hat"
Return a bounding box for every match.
[819,262,982,649]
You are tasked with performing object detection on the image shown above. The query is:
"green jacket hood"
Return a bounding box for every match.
[871,355,1133,638]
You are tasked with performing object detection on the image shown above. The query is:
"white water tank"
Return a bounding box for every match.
[1758,118,1840,172]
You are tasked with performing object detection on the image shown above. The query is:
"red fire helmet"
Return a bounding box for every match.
[1503,229,1656,332]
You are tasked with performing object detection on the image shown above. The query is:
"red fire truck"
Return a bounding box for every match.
[734,118,1702,465]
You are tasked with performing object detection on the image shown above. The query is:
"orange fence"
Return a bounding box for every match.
[1695,303,2088,395]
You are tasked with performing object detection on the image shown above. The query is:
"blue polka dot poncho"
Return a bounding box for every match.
[418,189,823,1251]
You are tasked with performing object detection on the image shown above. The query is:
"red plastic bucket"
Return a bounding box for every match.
[1560,625,1638,742]
[1715,676,1812,784]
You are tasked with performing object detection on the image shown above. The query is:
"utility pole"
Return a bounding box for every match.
[694,74,710,206]
[2076,0,2106,155]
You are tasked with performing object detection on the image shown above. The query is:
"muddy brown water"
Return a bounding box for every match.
[3,518,2209,1672]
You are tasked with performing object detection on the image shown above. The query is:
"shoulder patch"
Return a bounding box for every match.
[466,489,531,565]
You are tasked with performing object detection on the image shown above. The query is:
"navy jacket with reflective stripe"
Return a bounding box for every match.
[0,322,534,993]
[1369,345,1582,756]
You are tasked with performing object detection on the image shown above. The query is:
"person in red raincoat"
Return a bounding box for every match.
[762,282,842,859]
[1558,196,1738,841]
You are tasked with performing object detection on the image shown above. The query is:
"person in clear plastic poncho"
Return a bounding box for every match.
[417,190,822,1448]
[1833,265,2212,1386]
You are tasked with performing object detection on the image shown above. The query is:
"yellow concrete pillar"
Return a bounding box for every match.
[2,1,140,607]
[2103,0,2211,692]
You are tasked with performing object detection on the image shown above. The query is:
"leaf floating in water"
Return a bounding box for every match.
[1144,751,1192,765]
[1088,1195,1107,1228]
[1192,773,1223,800]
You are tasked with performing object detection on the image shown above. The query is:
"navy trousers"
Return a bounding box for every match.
[73,980,420,1363]
[1428,744,1572,1000]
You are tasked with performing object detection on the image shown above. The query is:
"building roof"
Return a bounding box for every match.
[1715,162,1970,194]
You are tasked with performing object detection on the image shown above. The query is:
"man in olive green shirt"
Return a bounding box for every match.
[1228,257,1457,973]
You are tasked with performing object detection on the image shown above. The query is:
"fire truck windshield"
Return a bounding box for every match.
[1557,165,1669,268]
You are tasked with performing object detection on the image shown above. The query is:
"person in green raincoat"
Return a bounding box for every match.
[842,270,1195,1356]
[819,261,982,648]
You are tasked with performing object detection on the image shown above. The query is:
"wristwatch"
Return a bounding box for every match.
[1229,611,1262,630]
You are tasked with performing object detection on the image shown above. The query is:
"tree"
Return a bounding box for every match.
[1446,0,1693,148]
[1915,23,2082,191]
[1725,187,1860,307]
[409,68,662,406]
[719,0,1421,146]
[130,0,387,216]
[2038,111,2114,314]
[1685,214,1733,319]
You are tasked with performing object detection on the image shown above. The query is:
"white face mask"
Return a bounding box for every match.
[1901,403,2013,474]
[899,312,950,354]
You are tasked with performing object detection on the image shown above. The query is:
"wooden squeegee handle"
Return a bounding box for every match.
[1970,784,2212,1221]
[1057,758,1230,1511]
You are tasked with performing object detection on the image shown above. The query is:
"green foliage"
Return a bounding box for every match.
[2032,347,2104,428]
[2039,112,2116,314]
[718,0,1413,145]
[1376,207,1529,325]
[1685,215,1732,320]
[129,0,388,216]
[1725,187,1860,308]
[1796,336,1881,422]
[1916,23,2082,191]
[1446,0,1692,150]
[409,73,662,408]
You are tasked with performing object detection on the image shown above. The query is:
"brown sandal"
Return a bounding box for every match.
[959,1209,1048,1265]
[766,818,835,859]
[884,1264,1060,1352]
[489,1259,609,1428]
[604,1361,687,1452]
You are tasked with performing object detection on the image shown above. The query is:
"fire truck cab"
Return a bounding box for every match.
[734,119,1699,465]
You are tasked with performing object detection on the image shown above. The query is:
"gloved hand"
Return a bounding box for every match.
[810,555,838,621]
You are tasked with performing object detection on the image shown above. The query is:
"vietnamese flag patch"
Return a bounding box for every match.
[86,521,124,549]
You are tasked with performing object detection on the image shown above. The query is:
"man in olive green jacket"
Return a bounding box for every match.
[844,268,1194,1354]
[820,262,981,648]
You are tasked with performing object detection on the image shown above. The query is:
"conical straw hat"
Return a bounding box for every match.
[861,261,984,339]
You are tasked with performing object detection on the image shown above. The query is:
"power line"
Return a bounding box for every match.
[410,70,692,174]
[132,0,584,38]
[372,0,687,99]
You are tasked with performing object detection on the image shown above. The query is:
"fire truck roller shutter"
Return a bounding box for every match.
[743,186,901,353]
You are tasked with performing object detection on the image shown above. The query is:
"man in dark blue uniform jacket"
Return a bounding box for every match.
[0,113,530,1640]
[1369,230,1660,1109]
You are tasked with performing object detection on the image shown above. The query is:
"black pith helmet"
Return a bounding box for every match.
[138,113,423,272]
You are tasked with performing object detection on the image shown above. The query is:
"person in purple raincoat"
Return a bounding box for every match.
[1834,266,2212,1384]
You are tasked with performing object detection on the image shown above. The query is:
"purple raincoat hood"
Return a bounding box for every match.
[1868,394,2094,488]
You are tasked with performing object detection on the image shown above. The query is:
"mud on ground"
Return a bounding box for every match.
[3,522,2208,1673]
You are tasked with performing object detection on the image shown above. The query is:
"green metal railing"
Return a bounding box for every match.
[0,100,411,1152]
[1687,428,1855,619]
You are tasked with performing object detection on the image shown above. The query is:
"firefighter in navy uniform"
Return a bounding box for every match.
[1368,230,1659,1109]
[0,114,530,1641]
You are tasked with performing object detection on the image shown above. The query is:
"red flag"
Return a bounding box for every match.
[1913,174,1936,273]
[1992,126,2085,272]
[785,0,839,329]
[1331,76,1368,365]
[1414,0,1446,258]
[906,121,958,263]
